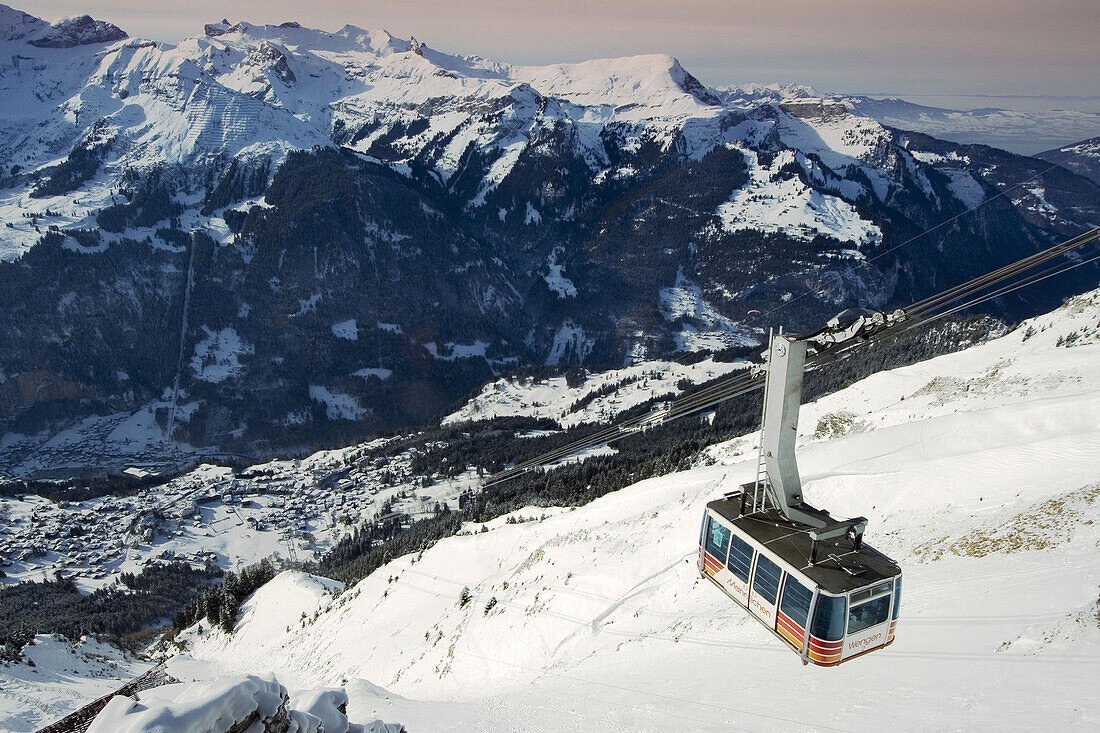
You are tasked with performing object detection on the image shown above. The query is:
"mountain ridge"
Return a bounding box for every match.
[0,4,1097,470]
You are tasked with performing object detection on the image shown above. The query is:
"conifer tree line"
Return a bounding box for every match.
[0,562,219,661]
[173,558,279,634]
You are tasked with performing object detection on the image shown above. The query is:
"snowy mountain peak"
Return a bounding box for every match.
[203,19,235,38]
[512,52,715,109]
[668,56,722,105]
[28,12,127,48]
[0,3,45,41]
[712,81,822,108]
[336,26,414,55]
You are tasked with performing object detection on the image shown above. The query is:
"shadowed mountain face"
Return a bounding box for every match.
[1036,137,1100,186]
[0,6,1097,468]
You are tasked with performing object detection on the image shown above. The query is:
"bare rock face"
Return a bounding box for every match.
[205,19,250,38]
[28,14,127,48]
[245,41,297,84]
[205,19,233,37]
[779,99,850,119]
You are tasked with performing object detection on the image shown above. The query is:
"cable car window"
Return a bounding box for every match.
[704,519,731,563]
[848,596,891,635]
[699,515,707,546]
[779,575,813,627]
[811,595,846,641]
[752,554,781,604]
[892,577,902,620]
[726,534,753,582]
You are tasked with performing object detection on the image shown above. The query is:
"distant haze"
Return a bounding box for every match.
[26,0,1100,107]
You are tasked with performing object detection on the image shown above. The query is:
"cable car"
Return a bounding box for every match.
[699,324,902,665]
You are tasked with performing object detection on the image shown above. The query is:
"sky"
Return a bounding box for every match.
[25,0,1100,106]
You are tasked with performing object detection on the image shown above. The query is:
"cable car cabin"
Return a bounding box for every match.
[698,492,901,665]
[696,328,904,665]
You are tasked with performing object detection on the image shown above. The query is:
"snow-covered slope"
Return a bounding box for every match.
[193,571,342,660]
[166,289,1100,730]
[443,357,746,427]
[1037,136,1100,185]
[0,635,148,732]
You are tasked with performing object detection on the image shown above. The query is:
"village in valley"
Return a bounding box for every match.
[0,441,477,590]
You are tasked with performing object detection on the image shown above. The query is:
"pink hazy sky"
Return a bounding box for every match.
[24,0,1100,100]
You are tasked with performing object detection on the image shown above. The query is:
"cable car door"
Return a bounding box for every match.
[748,553,782,628]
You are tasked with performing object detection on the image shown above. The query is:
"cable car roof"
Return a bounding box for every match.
[708,497,901,594]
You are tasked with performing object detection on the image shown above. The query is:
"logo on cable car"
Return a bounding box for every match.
[750,597,772,618]
[847,632,882,651]
[725,579,748,600]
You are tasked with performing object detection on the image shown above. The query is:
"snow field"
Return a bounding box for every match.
[444,356,747,427]
[716,148,881,244]
[179,290,1100,730]
[0,635,148,733]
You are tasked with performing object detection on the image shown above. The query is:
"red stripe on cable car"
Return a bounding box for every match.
[776,611,804,638]
[774,611,800,629]
[775,611,806,648]
[778,628,803,647]
[809,636,843,648]
[703,552,724,573]
[808,638,843,653]
[808,649,840,659]
[777,622,802,643]
[808,646,842,659]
